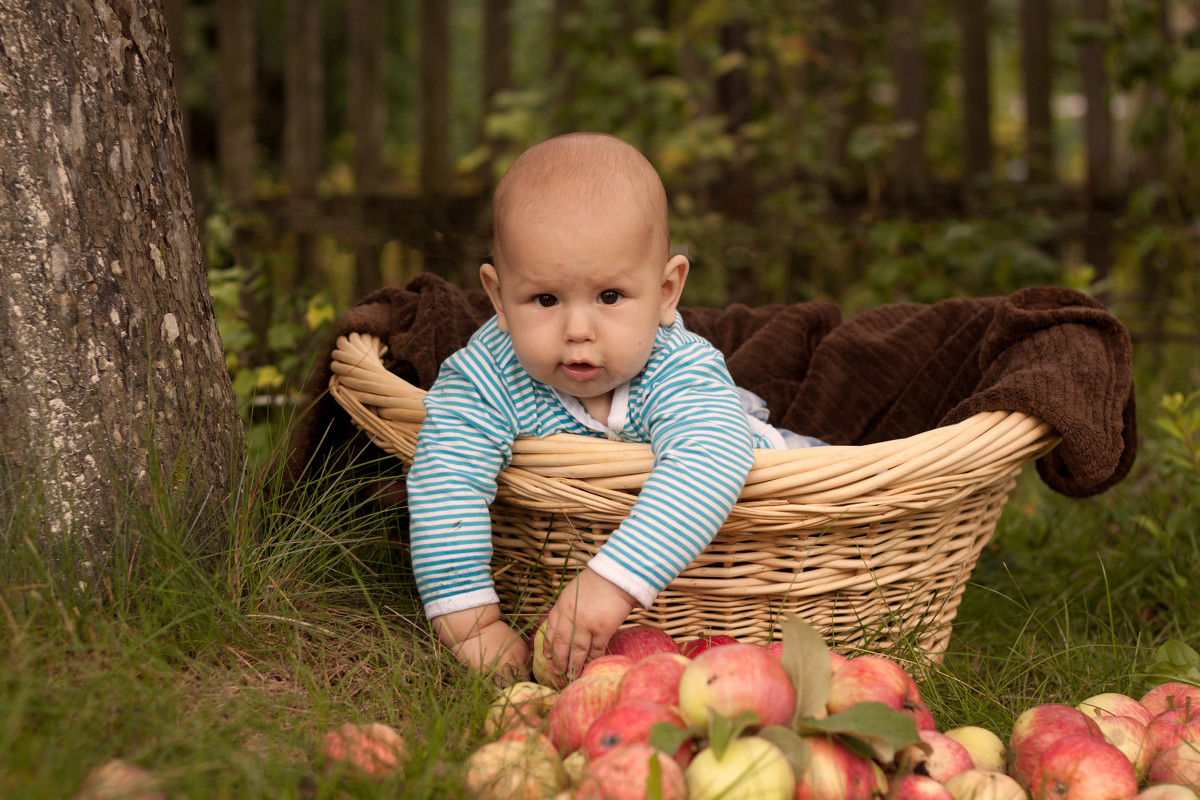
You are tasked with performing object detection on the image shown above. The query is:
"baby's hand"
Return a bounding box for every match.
[433,605,530,684]
[540,568,637,683]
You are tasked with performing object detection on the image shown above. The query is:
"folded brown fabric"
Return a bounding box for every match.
[288,274,1136,498]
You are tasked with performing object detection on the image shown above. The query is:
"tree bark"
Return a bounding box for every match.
[0,0,244,565]
[1021,0,1054,185]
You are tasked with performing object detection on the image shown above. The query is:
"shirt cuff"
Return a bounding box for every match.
[587,552,659,609]
[424,588,501,620]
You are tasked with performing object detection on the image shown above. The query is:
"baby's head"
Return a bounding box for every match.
[491,132,671,267]
[480,133,689,418]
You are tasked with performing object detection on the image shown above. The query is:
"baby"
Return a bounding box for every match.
[405,132,817,683]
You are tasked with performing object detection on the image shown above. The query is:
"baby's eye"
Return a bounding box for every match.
[598,290,622,305]
[533,294,557,308]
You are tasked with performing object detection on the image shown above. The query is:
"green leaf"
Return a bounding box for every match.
[796,702,921,765]
[1138,639,1200,689]
[648,721,696,759]
[776,614,833,724]
[708,710,760,760]
[757,725,811,782]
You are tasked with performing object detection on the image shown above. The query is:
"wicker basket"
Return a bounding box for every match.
[328,331,1060,658]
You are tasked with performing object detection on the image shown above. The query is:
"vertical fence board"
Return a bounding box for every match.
[889,0,929,203]
[1021,0,1055,185]
[959,0,993,198]
[350,0,387,299]
[285,0,324,291]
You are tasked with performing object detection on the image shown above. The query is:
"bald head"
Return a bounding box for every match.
[492,133,671,266]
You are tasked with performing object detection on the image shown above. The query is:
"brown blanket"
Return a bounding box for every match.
[289,273,1137,498]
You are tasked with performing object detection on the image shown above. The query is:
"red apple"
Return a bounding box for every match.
[582,699,692,767]
[1027,734,1137,799]
[1142,684,1200,718]
[463,737,567,800]
[1077,693,1154,726]
[677,643,797,729]
[898,730,974,783]
[679,635,740,659]
[616,652,691,708]
[319,722,408,781]
[764,641,784,659]
[890,773,955,800]
[581,654,635,679]
[1137,785,1200,800]
[1007,703,1103,789]
[576,744,689,800]
[1093,715,1152,779]
[605,624,681,661]
[1147,705,1200,762]
[686,735,795,800]
[943,769,1027,800]
[830,651,849,671]
[794,734,885,800]
[1148,741,1200,790]
[826,655,913,714]
[484,681,558,737]
[546,673,622,755]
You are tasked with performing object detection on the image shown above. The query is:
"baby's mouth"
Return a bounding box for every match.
[561,362,602,381]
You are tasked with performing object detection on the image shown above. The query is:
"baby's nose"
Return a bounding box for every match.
[563,308,595,341]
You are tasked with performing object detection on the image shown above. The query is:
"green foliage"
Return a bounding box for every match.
[205,204,337,455]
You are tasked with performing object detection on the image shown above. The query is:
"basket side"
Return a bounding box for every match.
[329,331,1061,659]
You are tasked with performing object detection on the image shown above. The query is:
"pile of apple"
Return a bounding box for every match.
[456,616,1200,800]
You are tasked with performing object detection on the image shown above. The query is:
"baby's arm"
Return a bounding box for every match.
[407,346,524,678]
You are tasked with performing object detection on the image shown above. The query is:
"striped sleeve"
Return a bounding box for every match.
[405,336,520,619]
[586,340,755,606]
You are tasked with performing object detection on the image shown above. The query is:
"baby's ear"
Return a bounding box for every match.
[659,254,689,325]
[479,263,509,332]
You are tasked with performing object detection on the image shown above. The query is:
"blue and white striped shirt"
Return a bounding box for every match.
[406,313,763,619]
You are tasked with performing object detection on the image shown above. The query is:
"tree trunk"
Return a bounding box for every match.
[959,0,993,197]
[0,0,244,566]
[889,0,929,203]
[349,0,387,300]
[1020,0,1054,185]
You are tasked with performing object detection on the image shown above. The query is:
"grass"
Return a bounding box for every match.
[2,389,1199,799]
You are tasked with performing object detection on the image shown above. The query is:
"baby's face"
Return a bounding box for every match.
[481,208,682,418]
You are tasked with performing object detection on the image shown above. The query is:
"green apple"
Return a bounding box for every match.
[685,736,795,800]
[531,623,569,689]
[942,725,1006,772]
